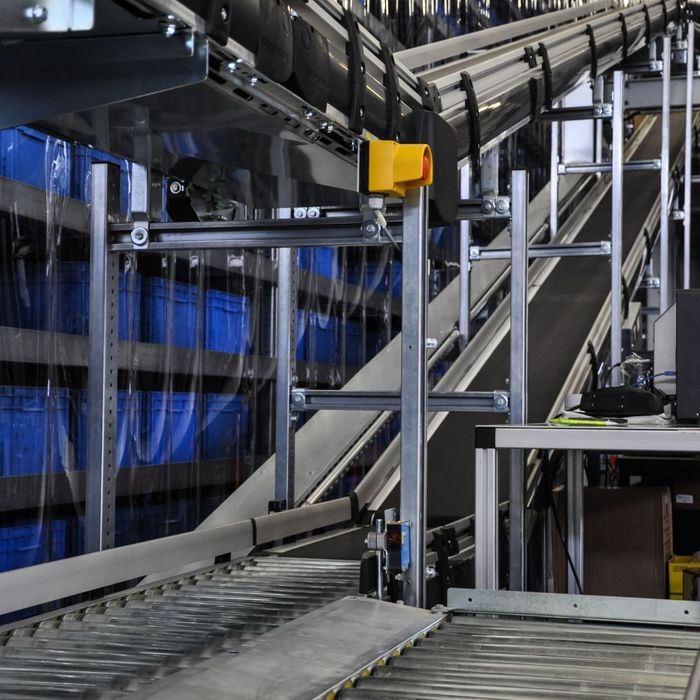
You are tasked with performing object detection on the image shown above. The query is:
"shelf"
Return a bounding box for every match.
[0,459,237,512]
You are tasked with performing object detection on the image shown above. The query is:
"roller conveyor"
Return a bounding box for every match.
[0,557,358,698]
[339,611,700,699]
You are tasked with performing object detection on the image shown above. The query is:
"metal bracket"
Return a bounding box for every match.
[290,389,509,413]
[457,197,510,220]
[538,104,612,121]
[558,159,661,175]
[469,241,611,261]
[672,209,685,220]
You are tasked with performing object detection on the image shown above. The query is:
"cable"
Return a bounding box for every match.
[601,361,622,387]
[550,497,584,594]
[633,370,676,387]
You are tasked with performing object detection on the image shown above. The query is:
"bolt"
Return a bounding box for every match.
[162,22,178,38]
[362,222,380,239]
[220,5,229,21]
[130,227,148,248]
[593,104,603,116]
[601,241,611,255]
[293,208,307,219]
[249,76,258,87]
[495,198,510,215]
[24,4,48,23]
[426,338,438,349]
[494,394,509,410]
[602,104,613,116]
[469,246,480,260]
[169,180,184,195]
[307,207,321,219]
[226,61,238,72]
[304,109,315,120]
[292,393,304,406]
[481,199,495,215]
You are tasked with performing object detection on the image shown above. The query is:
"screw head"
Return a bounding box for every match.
[24,4,48,24]
[220,5,229,21]
[495,198,510,215]
[162,22,177,38]
[169,181,184,195]
[249,76,258,87]
[130,227,148,247]
[481,199,495,215]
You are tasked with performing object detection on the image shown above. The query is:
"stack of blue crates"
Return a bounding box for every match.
[307,311,338,365]
[0,387,71,475]
[71,144,132,214]
[0,520,66,572]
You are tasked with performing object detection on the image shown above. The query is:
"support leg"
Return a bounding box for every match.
[684,22,695,289]
[660,35,672,312]
[459,163,472,348]
[611,71,625,386]
[86,163,120,553]
[475,448,498,590]
[509,170,529,591]
[400,187,429,608]
[550,116,560,240]
[566,449,584,594]
[274,246,298,509]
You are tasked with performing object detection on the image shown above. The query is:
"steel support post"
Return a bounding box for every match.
[86,163,120,553]
[459,163,472,347]
[566,450,584,594]
[594,77,604,165]
[611,71,625,386]
[660,35,672,312]
[475,447,498,590]
[550,114,560,239]
[274,246,298,509]
[684,21,695,289]
[508,170,529,591]
[400,186,429,608]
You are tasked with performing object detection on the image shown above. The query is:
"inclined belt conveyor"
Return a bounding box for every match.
[0,557,358,698]
[339,614,700,699]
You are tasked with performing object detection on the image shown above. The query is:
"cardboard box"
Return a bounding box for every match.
[552,487,672,598]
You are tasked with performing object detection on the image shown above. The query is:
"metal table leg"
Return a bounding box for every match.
[475,447,498,590]
[566,449,584,594]
[459,163,472,348]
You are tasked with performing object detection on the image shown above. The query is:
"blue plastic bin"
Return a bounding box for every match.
[0,520,66,572]
[298,248,338,278]
[143,499,194,540]
[75,390,142,470]
[71,144,132,214]
[203,394,249,461]
[0,387,70,476]
[205,290,250,354]
[308,312,338,364]
[143,392,198,465]
[345,321,363,366]
[69,508,136,554]
[143,277,198,348]
[0,127,71,196]
[0,263,140,341]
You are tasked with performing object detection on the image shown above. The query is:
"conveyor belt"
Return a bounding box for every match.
[340,613,700,699]
[427,114,687,520]
[0,557,358,698]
